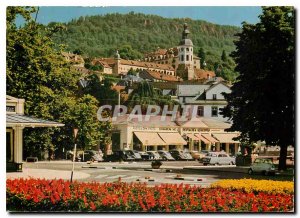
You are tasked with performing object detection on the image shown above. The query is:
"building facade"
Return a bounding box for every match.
[177,82,231,121]
[6,95,64,171]
[112,115,240,155]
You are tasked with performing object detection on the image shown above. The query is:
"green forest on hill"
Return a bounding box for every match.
[51,12,241,81]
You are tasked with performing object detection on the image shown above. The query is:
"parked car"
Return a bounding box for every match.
[248,158,276,176]
[104,150,135,162]
[202,152,235,166]
[183,151,194,161]
[138,151,151,161]
[169,150,188,161]
[147,151,162,160]
[190,151,201,160]
[78,150,103,162]
[158,150,175,161]
[198,150,211,163]
[131,150,143,161]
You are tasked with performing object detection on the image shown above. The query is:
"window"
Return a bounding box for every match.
[181,48,184,51]
[213,94,217,100]
[186,48,189,51]
[211,106,218,117]
[181,55,184,61]
[186,55,189,61]
[197,106,204,117]
[191,48,193,52]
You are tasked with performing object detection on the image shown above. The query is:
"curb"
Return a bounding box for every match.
[81,166,106,169]
[166,175,206,182]
[144,169,172,173]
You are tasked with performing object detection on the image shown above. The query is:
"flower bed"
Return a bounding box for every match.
[211,179,294,195]
[7,178,294,212]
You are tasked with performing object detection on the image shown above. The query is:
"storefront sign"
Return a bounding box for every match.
[159,127,178,131]
[182,128,209,132]
[133,126,156,131]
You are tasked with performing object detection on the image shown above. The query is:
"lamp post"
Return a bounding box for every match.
[70,127,79,182]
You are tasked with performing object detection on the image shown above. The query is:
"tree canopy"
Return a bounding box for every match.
[221,7,295,170]
[6,7,111,159]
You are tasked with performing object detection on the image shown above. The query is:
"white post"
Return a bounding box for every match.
[71,128,78,182]
[70,143,77,182]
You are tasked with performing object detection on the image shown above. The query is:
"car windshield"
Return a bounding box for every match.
[262,159,273,164]
[207,153,217,157]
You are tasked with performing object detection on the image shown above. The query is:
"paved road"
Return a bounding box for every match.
[17,161,220,186]
[12,160,292,186]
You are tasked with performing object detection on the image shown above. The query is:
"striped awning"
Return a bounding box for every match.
[158,132,187,145]
[212,133,240,143]
[134,132,166,146]
[195,133,210,144]
[186,133,199,141]
[202,133,219,143]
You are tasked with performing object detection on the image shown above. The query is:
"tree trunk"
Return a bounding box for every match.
[278,144,288,171]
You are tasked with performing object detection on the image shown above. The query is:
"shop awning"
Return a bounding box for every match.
[202,133,219,143]
[212,133,240,144]
[158,132,187,145]
[186,133,199,141]
[6,114,64,128]
[195,133,210,144]
[134,132,166,146]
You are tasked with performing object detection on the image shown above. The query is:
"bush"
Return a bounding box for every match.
[6,178,294,212]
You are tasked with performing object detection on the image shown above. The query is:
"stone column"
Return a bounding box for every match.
[226,143,230,154]
[189,139,193,151]
[216,143,220,152]
[13,127,24,163]
[235,144,239,154]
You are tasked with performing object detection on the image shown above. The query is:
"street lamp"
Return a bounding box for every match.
[70,127,79,182]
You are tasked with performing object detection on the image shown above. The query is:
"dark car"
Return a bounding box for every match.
[132,150,143,161]
[147,151,162,160]
[104,150,135,162]
[78,150,103,162]
[169,150,188,160]
[138,151,151,160]
[183,151,194,161]
[158,150,175,161]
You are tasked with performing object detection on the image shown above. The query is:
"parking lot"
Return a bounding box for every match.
[10,160,293,187]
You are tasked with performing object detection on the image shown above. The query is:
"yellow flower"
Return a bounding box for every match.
[211,179,294,194]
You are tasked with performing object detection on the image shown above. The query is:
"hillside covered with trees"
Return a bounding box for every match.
[51,12,240,81]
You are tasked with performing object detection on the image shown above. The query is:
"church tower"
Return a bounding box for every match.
[178,23,194,80]
[114,50,121,75]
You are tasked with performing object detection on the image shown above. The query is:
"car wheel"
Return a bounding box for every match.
[263,171,269,176]
[248,169,253,175]
[90,157,95,162]
[203,163,208,166]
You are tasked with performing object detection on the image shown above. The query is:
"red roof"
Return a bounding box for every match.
[194,69,216,80]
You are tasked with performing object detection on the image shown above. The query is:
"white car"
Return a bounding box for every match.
[202,152,235,166]
[248,158,276,175]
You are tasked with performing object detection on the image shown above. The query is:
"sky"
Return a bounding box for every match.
[31,6,262,27]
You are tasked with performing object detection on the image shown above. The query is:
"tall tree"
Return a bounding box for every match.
[221,7,295,170]
[221,50,227,62]
[7,7,109,159]
[198,47,206,69]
